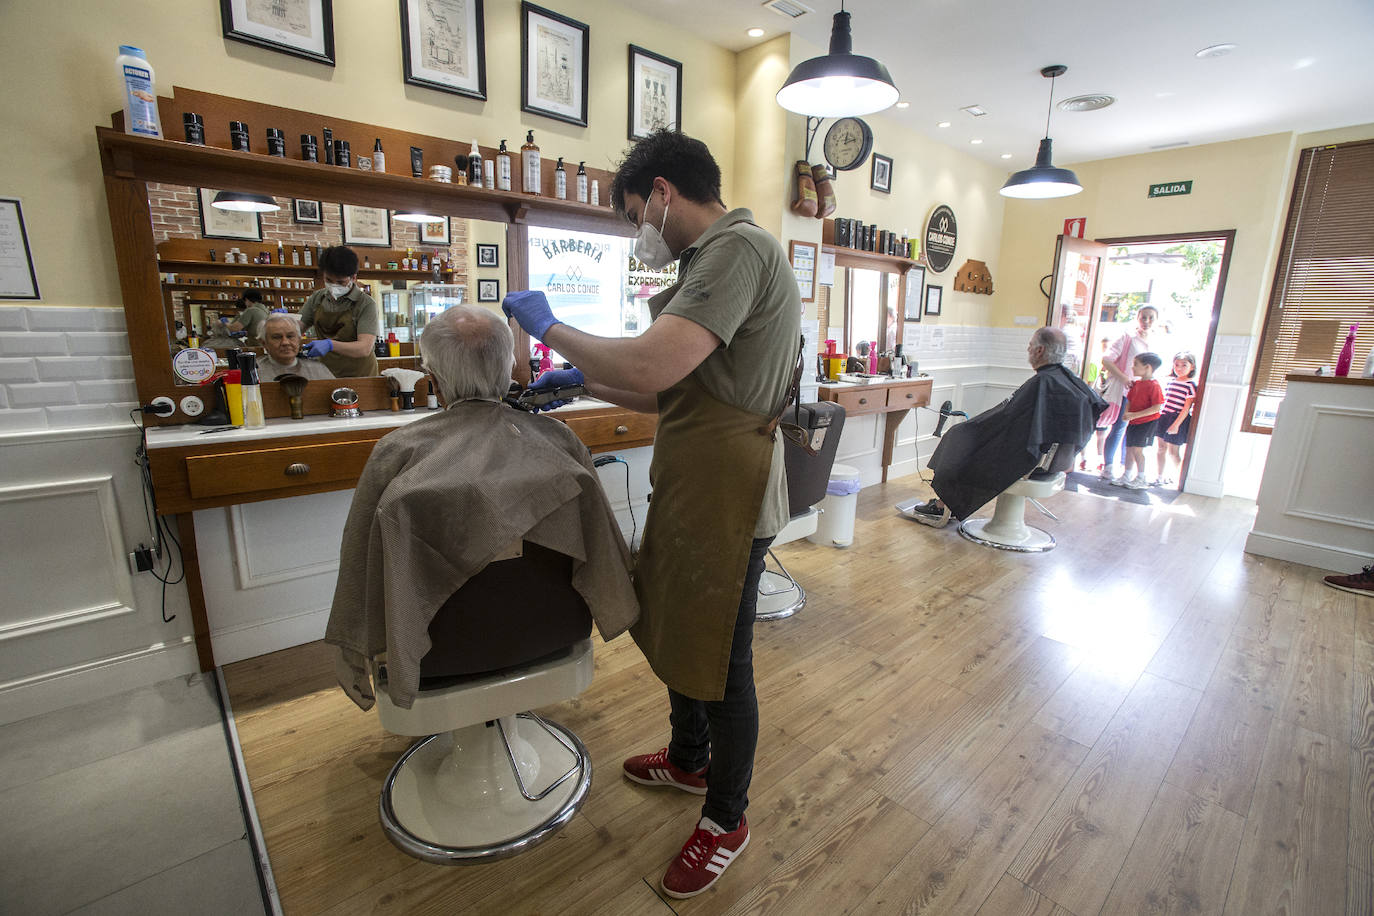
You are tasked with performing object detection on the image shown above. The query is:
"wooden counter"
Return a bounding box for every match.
[818,376,933,481]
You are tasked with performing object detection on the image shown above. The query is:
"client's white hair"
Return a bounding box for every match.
[1033,326,1068,365]
[262,313,301,335]
[420,305,514,402]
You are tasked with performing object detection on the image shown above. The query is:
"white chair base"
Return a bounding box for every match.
[756,508,818,621]
[958,472,1065,553]
[374,639,595,863]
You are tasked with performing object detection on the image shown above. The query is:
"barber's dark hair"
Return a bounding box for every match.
[320,245,359,277]
[241,289,265,304]
[1136,351,1163,371]
[610,129,724,217]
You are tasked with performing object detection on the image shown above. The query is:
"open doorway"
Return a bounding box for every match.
[1048,230,1234,491]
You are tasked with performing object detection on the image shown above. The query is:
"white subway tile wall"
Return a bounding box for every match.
[0,307,138,432]
[1206,335,1251,385]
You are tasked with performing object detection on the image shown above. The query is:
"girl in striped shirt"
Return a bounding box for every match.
[1154,352,1197,486]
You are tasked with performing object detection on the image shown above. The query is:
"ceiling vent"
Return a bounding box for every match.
[961,105,987,117]
[1058,94,1116,112]
[763,0,813,19]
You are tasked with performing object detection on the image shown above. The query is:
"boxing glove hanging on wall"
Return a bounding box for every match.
[790,160,818,217]
[812,164,836,219]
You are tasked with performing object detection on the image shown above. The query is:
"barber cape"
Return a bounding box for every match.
[928,364,1108,520]
[325,400,639,710]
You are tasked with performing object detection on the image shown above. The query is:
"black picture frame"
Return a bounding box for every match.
[476,243,500,268]
[903,265,925,322]
[477,278,500,302]
[341,205,391,248]
[197,188,263,241]
[871,153,893,193]
[521,2,589,127]
[628,45,682,140]
[292,198,323,225]
[419,217,450,246]
[0,197,40,299]
[925,284,943,317]
[220,0,335,66]
[400,0,487,100]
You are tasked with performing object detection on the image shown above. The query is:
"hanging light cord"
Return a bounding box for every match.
[1043,73,1057,139]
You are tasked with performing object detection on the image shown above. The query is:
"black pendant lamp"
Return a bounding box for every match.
[1000,65,1083,200]
[211,190,281,212]
[776,4,899,117]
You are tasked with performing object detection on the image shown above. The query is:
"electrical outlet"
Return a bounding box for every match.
[128,546,155,574]
[149,396,176,416]
[180,395,205,417]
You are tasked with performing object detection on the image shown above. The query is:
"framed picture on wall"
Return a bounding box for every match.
[197,188,262,241]
[789,240,817,303]
[292,198,323,225]
[420,217,450,245]
[871,153,893,193]
[925,283,943,317]
[521,3,589,127]
[476,243,499,268]
[341,205,391,247]
[477,278,500,302]
[903,265,925,321]
[628,45,682,140]
[219,0,335,66]
[400,0,486,100]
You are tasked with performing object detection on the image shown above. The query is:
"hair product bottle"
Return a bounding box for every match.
[576,162,588,203]
[554,157,567,200]
[521,131,541,195]
[496,140,512,191]
[116,46,163,138]
[1335,323,1359,376]
[372,138,385,173]
[224,369,244,426]
[468,140,483,186]
[238,353,265,428]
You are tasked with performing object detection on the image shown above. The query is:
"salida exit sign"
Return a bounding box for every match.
[1149,180,1193,198]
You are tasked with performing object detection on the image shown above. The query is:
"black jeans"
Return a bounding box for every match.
[666,536,772,831]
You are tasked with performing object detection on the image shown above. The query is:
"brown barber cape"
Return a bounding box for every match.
[325,400,639,710]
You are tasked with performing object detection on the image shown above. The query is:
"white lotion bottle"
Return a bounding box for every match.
[117,45,163,138]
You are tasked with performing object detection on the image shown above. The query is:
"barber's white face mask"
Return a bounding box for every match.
[633,194,674,270]
[326,283,352,299]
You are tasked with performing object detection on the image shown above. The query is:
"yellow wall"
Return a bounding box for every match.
[2,0,735,309]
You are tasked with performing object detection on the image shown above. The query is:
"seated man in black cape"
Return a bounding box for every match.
[906,326,1108,528]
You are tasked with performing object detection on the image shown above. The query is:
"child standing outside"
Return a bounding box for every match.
[1112,351,1164,489]
[1154,352,1197,487]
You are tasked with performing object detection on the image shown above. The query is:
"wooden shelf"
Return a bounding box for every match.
[156,259,438,281]
[820,218,922,273]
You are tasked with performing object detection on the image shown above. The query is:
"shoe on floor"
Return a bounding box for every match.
[1126,477,1149,490]
[1108,476,1127,487]
[662,816,750,899]
[905,498,951,529]
[1324,564,1374,597]
[623,747,708,795]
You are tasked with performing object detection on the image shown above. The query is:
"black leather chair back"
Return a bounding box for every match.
[420,541,592,683]
[783,402,847,518]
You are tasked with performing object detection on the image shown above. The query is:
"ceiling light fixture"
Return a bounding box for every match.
[1000,64,1083,200]
[393,208,441,223]
[937,121,951,128]
[896,101,910,109]
[1058,94,1115,112]
[970,138,983,144]
[1001,153,1013,159]
[775,4,899,117]
[210,190,280,213]
[1195,43,1237,59]
[747,27,765,38]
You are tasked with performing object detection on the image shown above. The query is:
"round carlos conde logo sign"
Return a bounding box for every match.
[924,204,957,273]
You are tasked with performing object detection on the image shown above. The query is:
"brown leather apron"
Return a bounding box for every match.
[311,302,379,377]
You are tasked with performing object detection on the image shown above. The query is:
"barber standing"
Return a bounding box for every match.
[226,289,269,346]
[503,130,799,900]
[299,245,380,377]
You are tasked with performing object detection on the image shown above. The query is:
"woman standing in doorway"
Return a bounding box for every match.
[1099,305,1158,481]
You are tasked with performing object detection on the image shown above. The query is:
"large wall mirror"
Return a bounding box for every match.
[829,267,905,358]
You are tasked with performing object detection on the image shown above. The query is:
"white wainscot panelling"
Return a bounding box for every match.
[833,411,884,486]
[0,476,134,641]
[1284,405,1374,530]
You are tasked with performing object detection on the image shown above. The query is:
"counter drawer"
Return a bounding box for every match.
[184,438,379,500]
[830,386,883,415]
[886,381,931,409]
[560,410,658,451]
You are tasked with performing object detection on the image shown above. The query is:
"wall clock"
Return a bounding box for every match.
[823,117,873,172]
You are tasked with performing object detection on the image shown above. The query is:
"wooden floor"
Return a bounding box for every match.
[223,477,1372,915]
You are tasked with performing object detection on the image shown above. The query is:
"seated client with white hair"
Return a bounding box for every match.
[324,304,639,710]
[254,313,336,381]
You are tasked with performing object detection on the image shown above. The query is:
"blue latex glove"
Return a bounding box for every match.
[229,330,247,339]
[502,290,560,341]
[303,339,333,358]
[530,367,585,411]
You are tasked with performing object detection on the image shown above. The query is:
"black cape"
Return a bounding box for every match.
[928,364,1108,520]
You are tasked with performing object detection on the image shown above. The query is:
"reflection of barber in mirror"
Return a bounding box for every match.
[503,130,801,899]
[255,313,336,381]
[298,245,380,377]
[227,289,269,346]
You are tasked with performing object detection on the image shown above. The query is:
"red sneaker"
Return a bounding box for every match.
[622,747,708,795]
[661,816,750,899]
[1324,564,1374,597]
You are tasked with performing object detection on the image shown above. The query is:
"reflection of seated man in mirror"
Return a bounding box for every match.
[199,314,243,350]
[324,304,638,710]
[299,245,380,378]
[255,313,336,381]
[228,289,269,346]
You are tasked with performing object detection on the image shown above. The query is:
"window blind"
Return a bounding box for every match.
[1245,139,1374,431]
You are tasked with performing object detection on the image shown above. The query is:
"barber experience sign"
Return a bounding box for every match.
[1148,180,1193,198]
[923,205,957,273]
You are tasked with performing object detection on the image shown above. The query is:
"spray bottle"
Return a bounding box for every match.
[521,131,541,195]
[1335,323,1359,377]
[238,353,265,428]
[496,139,512,191]
[867,341,878,375]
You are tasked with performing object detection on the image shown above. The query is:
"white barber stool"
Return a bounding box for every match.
[958,444,1072,553]
[756,508,820,620]
[374,547,596,864]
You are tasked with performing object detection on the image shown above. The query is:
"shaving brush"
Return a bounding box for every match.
[382,367,427,410]
[277,373,309,419]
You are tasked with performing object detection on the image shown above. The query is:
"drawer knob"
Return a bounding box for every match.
[285,462,311,476]
[905,392,914,399]
[858,397,868,405]
[614,425,629,435]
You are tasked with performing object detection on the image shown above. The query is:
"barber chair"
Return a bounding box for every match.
[373,543,595,864]
[756,402,846,620]
[958,443,1073,553]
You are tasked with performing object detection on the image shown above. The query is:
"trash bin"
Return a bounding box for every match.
[808,463,861,547]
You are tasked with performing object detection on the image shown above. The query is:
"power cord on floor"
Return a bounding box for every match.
[911,401,967,486]
[129,408,184,622]
[593,455,637,550]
